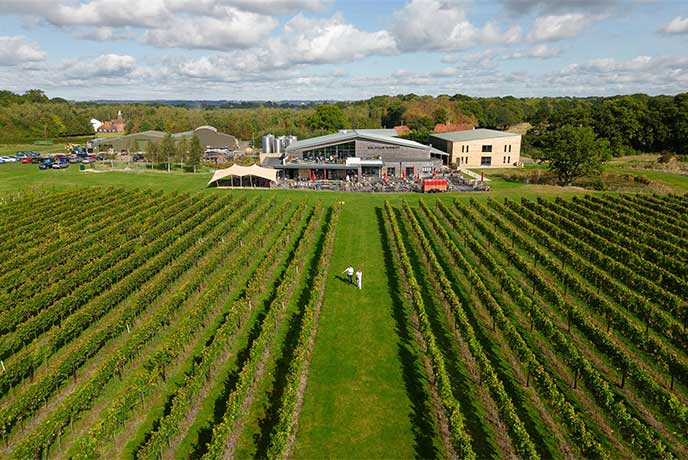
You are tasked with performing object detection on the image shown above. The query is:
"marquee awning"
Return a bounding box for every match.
[207,164,278,186]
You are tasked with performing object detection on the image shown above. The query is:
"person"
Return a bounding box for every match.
[355,268,362,290]
[343,266,354,285]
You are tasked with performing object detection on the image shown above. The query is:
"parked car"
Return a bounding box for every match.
[21,157,32,164]
[39,158,53,170]
[31,156,43,164]
[52,161,69,169]
[0,156,17,163]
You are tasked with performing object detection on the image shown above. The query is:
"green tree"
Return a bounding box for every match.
[409,116,434,132]
[145,141,159,166]
[176,137,189,165]
[188,135,203,172]
[382,102,406,127]
[433,108,449,124]
[538,125,611,186]
[160,133,176,172]
[307,104,349,131]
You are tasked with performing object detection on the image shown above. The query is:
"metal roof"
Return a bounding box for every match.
[92,130,166,144]
[346,128,399,137]
[430,128,520,142]
[286,129,435,153]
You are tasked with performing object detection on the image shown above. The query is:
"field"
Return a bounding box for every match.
[0,173,687,459]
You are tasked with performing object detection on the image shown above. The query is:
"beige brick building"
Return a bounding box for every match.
[430,128,521,168]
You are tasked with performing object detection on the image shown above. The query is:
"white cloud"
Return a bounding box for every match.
[661,16,688,34]
[0,36,46,66]
[144,8,276,49]
[62,54,137,78]
[271,13,397,65]
[174,13,396,81]
[392,0,522,51]
[528,13,595,41]
[506,44,561,59]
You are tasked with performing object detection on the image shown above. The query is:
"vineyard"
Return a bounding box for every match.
[383,193,688,460]
[0,189,686,460]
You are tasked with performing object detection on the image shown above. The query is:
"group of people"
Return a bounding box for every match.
[343,266,362,289]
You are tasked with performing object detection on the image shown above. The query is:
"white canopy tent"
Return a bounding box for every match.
[207,164,278,188]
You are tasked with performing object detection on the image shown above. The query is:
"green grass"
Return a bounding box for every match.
[604,166,688,192]
[292,203,419,459]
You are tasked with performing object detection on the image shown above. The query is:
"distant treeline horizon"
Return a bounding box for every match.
[1,89,686,155]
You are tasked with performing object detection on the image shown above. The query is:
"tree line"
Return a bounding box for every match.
[1,89,686,156]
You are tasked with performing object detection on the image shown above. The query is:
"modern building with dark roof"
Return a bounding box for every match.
[268,129,446,180]
[92,125,238,153]
[430,128,521,168]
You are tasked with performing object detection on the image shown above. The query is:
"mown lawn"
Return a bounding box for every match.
[292,202,420,459]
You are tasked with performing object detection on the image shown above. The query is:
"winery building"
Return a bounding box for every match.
[264,129,447,180]
[430,129,521,167]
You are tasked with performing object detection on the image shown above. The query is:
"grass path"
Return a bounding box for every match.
[292,203,418,459]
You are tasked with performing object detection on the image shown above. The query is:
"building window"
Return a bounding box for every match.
[422,167,432,173]
[461,145,464,153]
[464,156,468,164]
[481,156,492,166]
[303,141,355,162]
[504,145,508,152]
[507,156,511,163]
[482,145,492,153]
[503,156,507,163]
[387,167,396,177]
[466,145,469,152]
[509,145,512,152]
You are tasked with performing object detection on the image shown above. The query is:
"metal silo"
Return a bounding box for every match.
[262,134,274,153]
[273,136,283,154]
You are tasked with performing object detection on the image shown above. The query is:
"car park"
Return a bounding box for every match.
[39,158,53,169]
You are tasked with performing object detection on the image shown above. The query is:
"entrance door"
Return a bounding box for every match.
[480,156,492,166]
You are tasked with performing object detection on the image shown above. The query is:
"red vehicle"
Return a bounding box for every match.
[422,178,448,193]
[21,157,32,164]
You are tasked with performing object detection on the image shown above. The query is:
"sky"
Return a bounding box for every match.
[0,0,686,100]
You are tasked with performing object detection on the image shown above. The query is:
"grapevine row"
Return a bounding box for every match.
[386,201,479,460]
[266,204,341,460]
[200,204,325,460]
[434,201,675,460]
[75,201,312,459]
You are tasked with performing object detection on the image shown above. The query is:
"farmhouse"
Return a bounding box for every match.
[92,125,238,153]
[430,128,521,167]
[94,111,126,133]
[265,129,446,180]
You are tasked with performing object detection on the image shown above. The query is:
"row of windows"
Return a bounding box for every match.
[460,155,511,165]
[302,141,355,161]
[460,144,513,153]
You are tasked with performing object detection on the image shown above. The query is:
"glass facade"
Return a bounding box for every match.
[302,141,355,162]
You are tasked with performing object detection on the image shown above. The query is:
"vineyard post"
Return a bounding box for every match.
[573,366,579,389]
[620,365,627,388]
[606,311,611,333]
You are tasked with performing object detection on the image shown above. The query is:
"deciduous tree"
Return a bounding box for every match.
[538,125,611,186]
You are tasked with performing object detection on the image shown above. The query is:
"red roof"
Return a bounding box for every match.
[433,123,474,133]
[394,125,411,136]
